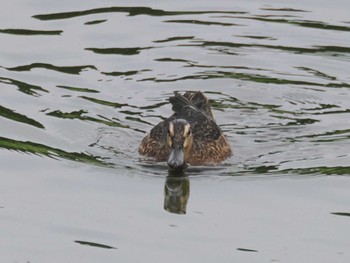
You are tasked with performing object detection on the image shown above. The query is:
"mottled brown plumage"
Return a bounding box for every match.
[139,91,232,168]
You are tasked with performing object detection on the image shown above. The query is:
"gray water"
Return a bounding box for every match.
[1,0,350,262]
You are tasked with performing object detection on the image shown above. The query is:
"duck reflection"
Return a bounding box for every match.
[164,172,190,215]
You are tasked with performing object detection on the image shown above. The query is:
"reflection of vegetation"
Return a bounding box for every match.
[237,248,258,253]
[0,77,47,96]
[296,67,336,81]
[164,19,239,26]
[85,47,150,56]
[251,165,279,174]
[46,110,128,128]
[237,35,276,40]
[139,101,168,110]
[154,36,194,43]
[0,136,105,165]
[79,96,128,108]
[102,69,150,77]
[125,116,151,125]
[6,63,97,75]
[331,212,350,217]
[0,105,44,129]
[102,70,140,76]
[244,17,350,32]
[75,240,116,249]
[84,19,107,25]
[210,99,280,111]
[294,129,350,142]
[222,165,350,176]
[141,68,350,89]
[282,166,350,175]
[155,58,195,63]
[0,28,62,35]
[260,8,307,12]
[47,110,87,119]
[271,115,319,126]
[285,166,350,175]
[56,85,99,93]
[198,40,350,55]
[33,7,246,21]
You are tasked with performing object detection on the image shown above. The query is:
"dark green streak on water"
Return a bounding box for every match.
[331,212,350,217]
[280,166,350,175]
[139,101,168,110]
[79,96,129,108]
[237,248,258,252]
[0,105,44,129]
[219,15,350,32]
[102,70,138,76]
[203,71,320,86]
[193,41,350,55]
[293,129,350,142]
[46,110,128,128]
[222,166,350,176]
[102,70,150,77]
[85,47,150,55]
[296,67,336,81]
[260,8,308,12]
[75,240,116,249]
[212,98,280,110]
[139,70,317,86]
[84,19,107,25]
[143,69,350,89]
[0,28,62,35]
[271,115,319,126]
[47,110,87,119]
[0,136,104,165]
[0,77,48,96]
[245,17,350,32]
[56,85,100,93]
[125,116,151,125]
[237,35,276,40]
[153,36,194,43]
[155,58,195,63]
[164,19,239,26]
[313,109,350,116]
[6,63,97,75]
[32,6,247,21]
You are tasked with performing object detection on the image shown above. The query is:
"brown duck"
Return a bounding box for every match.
[139,91,232,170]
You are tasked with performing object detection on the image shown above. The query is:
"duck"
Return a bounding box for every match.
[138,91,232,170]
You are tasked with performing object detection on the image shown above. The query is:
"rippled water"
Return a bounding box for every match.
[1,0,350,262]
[2,1,350,175]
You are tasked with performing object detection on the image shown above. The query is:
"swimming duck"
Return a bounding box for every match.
[139,91,232,170]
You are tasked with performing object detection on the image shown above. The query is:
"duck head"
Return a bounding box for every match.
[167,119,193,170]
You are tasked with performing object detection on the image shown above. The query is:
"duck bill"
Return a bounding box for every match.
[167,145,186,170]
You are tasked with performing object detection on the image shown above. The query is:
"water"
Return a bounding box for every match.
[1,0,350,262]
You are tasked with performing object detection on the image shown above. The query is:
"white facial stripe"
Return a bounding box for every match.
[183,123,191,137]
[169,122,174,137]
